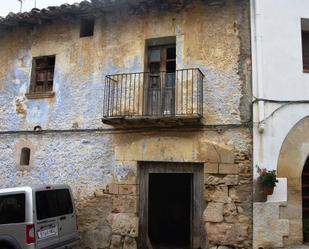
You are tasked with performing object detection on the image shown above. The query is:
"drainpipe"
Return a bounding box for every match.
[251,0,265,133]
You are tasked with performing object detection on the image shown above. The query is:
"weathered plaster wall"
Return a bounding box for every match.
[0,20,103,131]
[0,133,114,191]
[0,0,251,132]
[0,132,115,247]
[0,0,251,248]
[0,128,252,249]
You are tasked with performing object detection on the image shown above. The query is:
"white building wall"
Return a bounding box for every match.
[252,1,309,247]
[252,0,309,182]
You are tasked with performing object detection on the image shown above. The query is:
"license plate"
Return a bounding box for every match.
[38,225,58,239]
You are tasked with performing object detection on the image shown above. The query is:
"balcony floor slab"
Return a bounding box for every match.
[102,115,205,128]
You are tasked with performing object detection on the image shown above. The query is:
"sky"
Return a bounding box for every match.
[0,0,88,17]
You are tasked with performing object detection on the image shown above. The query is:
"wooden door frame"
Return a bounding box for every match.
[143,44,176,116]
[138,162,204,249]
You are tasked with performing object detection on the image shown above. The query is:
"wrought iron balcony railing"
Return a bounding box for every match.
[103,68,204,124]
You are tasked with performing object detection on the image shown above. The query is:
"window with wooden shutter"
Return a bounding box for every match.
[27,55,56,98]
[80,18,94,37]
[302,31,309,72]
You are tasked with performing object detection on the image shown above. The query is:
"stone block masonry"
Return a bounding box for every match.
[110,128,252,249]
[253,202,289,249]
[204,150,252,248]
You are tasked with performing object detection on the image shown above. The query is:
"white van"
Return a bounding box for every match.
[0,185,80,249]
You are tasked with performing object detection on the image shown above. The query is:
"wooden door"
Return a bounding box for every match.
[146,45,176,116]
[138,162,204,249]
[302,157,309,242]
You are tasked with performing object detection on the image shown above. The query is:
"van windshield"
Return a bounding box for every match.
[0,193,25,224]
[36,189,73,220]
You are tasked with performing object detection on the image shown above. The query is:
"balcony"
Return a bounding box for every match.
[102,68,204,127]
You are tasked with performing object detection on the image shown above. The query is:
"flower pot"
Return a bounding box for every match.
[262,186,274,195]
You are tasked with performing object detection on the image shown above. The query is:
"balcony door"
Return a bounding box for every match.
[146,44,176,116]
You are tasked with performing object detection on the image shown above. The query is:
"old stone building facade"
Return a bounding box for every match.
[0,0,252,248]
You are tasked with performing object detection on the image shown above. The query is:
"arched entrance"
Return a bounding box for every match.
[277,116,309,245]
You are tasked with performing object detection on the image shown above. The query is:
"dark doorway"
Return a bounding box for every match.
[148,173,191,249]
[302,157,309,242]
[139,162,204,249]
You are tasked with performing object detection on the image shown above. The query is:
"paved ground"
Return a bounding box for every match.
[277,246,309,249]
[155,245,309,249]
[154,246,189,249]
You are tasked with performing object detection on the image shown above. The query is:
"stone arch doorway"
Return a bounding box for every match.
[277,116,309,245]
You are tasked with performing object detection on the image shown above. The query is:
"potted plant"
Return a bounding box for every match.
[303,218,309,242]
[256,165,278,195]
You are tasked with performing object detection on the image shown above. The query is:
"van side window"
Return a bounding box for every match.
[36,189,73,220]
[0,194,25,224]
